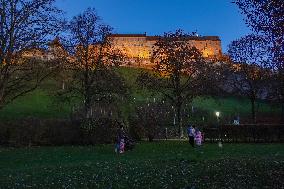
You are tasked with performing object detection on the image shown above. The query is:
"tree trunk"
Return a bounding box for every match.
[148,134,154,142]
[281,101,284,123]
[250,98,256,123]
[0,104,3,111]
[0,88,4,110]
[62,81,65,90]
[176,102,183,138]
[280,70,284,123]
[84,94,91,119]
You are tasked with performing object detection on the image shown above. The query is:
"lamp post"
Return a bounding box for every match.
[215,111,220,118]
[215,111,222,148]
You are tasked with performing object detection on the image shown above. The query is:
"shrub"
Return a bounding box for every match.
[0,118,121,146]
[80,118,119,145]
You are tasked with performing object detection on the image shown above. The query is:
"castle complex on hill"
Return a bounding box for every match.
[21,33,223,69]
[108,33,223,68]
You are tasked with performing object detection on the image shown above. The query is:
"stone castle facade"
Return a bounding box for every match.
[109,33,222,68]
[21,33,223,69]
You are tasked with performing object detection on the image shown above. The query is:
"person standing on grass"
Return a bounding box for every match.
[194,129,203,147]
[119,138,125,153]
[115,133,120,153]
[187,125,195,147]
[115,124,126,153]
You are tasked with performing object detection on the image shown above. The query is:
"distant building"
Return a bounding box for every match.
[21,37,69,62]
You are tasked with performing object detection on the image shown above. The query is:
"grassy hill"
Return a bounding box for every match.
[0,90,71,120]
[0,67,281,121]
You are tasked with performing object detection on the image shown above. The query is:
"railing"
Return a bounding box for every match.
[203,124,284,143]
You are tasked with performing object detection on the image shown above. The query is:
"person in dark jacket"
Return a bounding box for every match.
[115,124,126,153]
[187,125,195,147]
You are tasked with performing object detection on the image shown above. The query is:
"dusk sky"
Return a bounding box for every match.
[56,0,251,52]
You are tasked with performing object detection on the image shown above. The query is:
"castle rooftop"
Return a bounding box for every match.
[109,33,220,41]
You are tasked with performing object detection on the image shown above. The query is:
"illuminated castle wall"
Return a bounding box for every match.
[109,33,222,68]
[20,34,223,69]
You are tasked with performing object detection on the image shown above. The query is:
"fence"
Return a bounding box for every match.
[1,118,283,146]
[203,124,284,143]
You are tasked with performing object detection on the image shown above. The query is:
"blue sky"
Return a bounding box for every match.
[56,0,251,52]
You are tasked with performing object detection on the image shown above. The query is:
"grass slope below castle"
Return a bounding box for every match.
[0,67,280,121]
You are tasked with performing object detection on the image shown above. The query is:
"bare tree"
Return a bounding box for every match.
[228,34,271,123]
[137,30,221,138]
[131,101,171,142]
[234,0,284,121]
[0,0,63,109]
[60,8,127,119]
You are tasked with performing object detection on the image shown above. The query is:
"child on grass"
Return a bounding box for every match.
[119,138,125,153]
[195,130,203,147]
[115,142,120,153]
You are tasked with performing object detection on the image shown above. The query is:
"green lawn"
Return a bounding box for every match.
[193,96,280,117]
[0,142,283,188]
[0,89,72,120]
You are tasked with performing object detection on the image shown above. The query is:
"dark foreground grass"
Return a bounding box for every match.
[0,142,283,189]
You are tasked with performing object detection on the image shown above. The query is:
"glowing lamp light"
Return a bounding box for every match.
[215,111,220,118]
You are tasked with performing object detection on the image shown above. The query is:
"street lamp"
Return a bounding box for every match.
[215,111,220,118]
[215,111,222,148]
